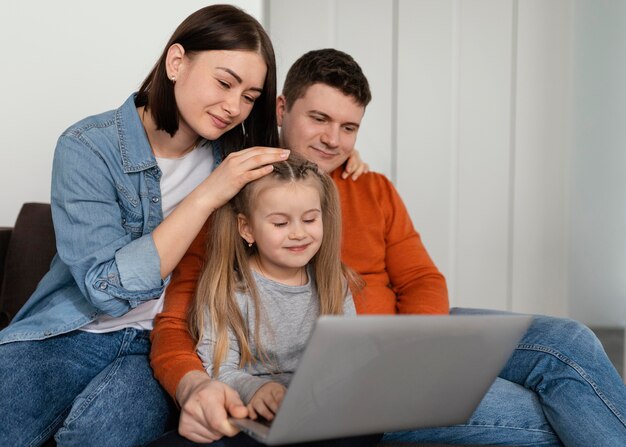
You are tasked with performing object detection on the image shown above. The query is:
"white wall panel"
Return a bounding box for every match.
[570,0,626,326]
[396,0,456,303]
[335,0,394,176]
[455,0,515,310]
[512,0,571,316]
[266,0,335,92]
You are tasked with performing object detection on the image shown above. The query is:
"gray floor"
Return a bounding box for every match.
[591,327,625,381]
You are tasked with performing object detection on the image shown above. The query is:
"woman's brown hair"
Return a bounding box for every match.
[136,4,279,152]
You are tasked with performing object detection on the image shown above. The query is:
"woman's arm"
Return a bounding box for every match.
[53,136,288,317]
[341,149,369,180]
[52,135,166,316]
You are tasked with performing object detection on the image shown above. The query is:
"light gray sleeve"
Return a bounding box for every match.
[343,289,356,316]
[216,328,273,404]
[196,317,273,404]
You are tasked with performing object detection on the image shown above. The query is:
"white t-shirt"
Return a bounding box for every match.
[81,140,214,333]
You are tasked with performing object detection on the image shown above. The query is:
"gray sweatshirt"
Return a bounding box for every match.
[196,268,356,403]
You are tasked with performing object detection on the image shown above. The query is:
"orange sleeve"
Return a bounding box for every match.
[333,170,449,315]
[379,176,449,315]
[150,222,209,400]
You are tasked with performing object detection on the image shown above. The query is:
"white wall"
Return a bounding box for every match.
[0,0,263,227]
[268,0,626,326]
[569,0,626,326]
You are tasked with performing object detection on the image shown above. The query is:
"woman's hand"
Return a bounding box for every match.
[342,149,369,180]
[176,370,248,443]
[247,382,286,421]
[201,147,290,211]
[152,147,289,278]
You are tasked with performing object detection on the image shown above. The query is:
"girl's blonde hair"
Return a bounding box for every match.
[189,153,362,377]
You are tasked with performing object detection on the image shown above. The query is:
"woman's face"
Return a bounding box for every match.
[169,48,267,141]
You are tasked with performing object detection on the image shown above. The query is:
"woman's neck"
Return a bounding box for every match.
[251,255,308,287]
[138,106,200,159]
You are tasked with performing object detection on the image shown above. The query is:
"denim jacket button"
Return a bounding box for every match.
[151,196,160,203]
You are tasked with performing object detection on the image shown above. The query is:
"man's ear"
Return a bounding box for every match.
[165,43,186,81]
[276,95,287,127]
[237,213,255,245]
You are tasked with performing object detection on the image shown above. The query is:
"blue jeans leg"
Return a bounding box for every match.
[451,307,626,446]
[0,331,106,447]
[54,329,177,447]
[0,328,176,447]
[381,377,561,446]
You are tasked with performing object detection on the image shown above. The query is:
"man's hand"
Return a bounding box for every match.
[342,149,370,180]
[176,370,248,443]
[247,382,286,421]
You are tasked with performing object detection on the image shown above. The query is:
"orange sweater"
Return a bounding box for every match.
[150,169,449,399]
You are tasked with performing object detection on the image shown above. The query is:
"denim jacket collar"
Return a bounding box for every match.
[117,94,158,174]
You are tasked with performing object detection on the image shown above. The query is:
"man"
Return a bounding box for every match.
[150,49,626,446]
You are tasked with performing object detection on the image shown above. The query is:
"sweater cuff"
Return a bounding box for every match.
[161,359,206,403]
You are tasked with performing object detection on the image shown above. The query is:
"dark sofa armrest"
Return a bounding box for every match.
[0,227,12,290]
[0,226,12,328]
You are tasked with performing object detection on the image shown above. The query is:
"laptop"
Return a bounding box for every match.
[230,314,532,445]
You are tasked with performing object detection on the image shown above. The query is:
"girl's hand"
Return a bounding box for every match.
[201,147,290,211]
[341,149,369,180]
[247,382,286,421]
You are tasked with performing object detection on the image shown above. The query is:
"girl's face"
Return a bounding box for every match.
[238,178,324,281]
[168,48,267,141]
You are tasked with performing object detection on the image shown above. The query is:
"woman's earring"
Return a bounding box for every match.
[241,121,247,138]
[171,75,176,82]
[248,242,253,248]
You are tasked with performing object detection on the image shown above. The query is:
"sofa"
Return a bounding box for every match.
[0,203,57,329]
[0,202,498,447]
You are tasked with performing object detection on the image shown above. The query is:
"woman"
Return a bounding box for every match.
[0,5,287,447]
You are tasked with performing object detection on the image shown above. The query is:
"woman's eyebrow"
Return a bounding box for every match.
[217,67,263,92]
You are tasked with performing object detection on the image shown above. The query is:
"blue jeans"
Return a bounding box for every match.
[382,308,626,446]
[0,328,177,447]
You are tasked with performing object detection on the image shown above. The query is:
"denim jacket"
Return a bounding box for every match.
[0,94,221,344]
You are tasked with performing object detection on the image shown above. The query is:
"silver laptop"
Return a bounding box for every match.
[231,314,532,445]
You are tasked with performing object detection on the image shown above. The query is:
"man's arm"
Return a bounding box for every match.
[150,223,208,398]
[379,175,449,314]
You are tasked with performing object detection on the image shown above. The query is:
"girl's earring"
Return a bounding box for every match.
[241,121,247,138]
[248,241,253,248]
[171,75,176,82]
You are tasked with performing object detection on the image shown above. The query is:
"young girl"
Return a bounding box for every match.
[155,154,377,447]
[189,153,360,421]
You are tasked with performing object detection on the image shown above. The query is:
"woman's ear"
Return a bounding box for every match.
[165,43,186,82]
[237,213,255,245]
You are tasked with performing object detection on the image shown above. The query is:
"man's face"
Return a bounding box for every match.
[277,83,365,173]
